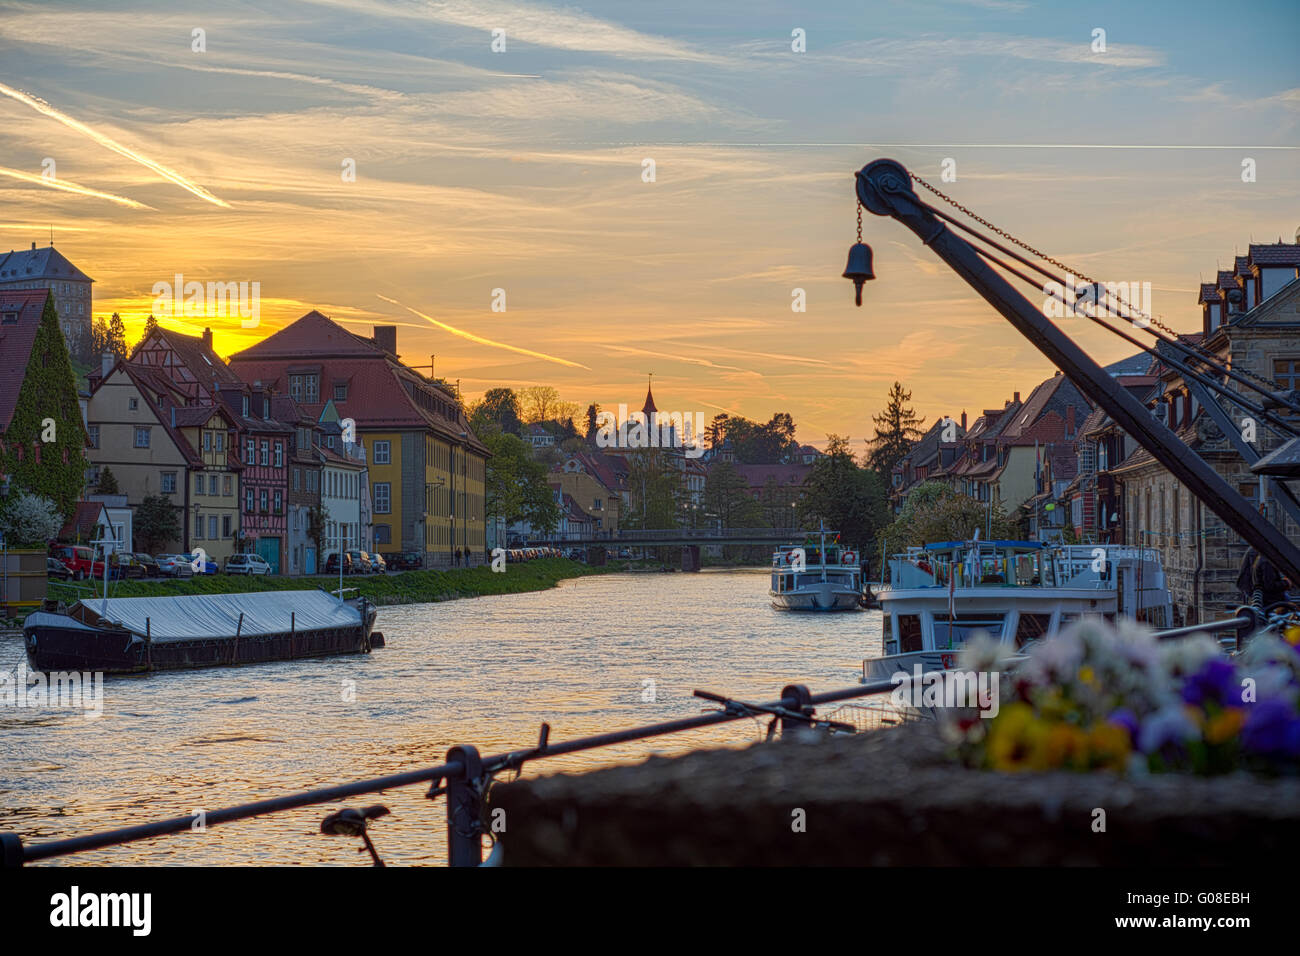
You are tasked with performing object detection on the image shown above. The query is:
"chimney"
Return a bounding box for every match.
[1013,391,1021,403]
[31,241,36,251]
[961,410,967,430]
[202,327,213,352]
[373,325,397,355]
[101,350,114,380]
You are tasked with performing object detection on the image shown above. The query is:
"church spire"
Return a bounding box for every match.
[641,372,657,419]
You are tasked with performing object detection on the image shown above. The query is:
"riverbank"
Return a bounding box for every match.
[45,557,618,608]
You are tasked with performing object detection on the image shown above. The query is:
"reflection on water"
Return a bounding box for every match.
[1,570,882,865]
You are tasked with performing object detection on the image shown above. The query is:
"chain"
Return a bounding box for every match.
[856,201,863,242]
[909,172,1285,391]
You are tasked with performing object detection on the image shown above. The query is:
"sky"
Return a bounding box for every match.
[1,0,1297,453]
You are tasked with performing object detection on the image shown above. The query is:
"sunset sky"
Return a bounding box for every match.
[1,0,1296,453]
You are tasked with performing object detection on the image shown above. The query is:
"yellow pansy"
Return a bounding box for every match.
[1204,708,1246,745]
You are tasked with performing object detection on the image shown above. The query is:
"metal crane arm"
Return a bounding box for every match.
[853,158,1300,584]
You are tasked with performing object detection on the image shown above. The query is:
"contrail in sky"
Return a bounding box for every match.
[0,81,232,208]
[0,165,153,209]
[377,294,590,369]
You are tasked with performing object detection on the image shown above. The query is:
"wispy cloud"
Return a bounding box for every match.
[0,80,232,208]
[0,165,153,209]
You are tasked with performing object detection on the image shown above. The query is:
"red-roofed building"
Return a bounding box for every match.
[228,312,489,566]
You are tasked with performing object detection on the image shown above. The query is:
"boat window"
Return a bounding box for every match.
[881,613,892,643]
[1014,613,1053,648]
[898,614,923,653]
[934,613,1004,648]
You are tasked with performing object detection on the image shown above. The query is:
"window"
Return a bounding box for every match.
[274,491,282,514]
[223,515,232,538]
[898,614,923,654]
[195,474,204,495]
[374,524,391,545]
[209,516,218,539]
[88,425,99,449]
[134,427,151,448]
[245,438,255,465]
[327,435,335,450]
[373,482,391,513]
[129,397,138,411]
[290,375,303,401]
[293,468,301,491]
[210,475,219,495]
[215,432,224,452]
[195,513,204,539]
[260,490,269,512]
[1275,359,1300,392]
[260,440,269,466]
[242,396,250,417]
[374,441,391,465]
[246,488,254,513]
[223,476,233,496]
[274,442,283,468]
[203,431,212,451]
[161,472,176,494]
[334,383,348,401]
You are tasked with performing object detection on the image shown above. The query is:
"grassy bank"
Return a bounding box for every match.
[46,557,619,608]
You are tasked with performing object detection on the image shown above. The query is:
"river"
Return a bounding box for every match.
[1,569,883,865]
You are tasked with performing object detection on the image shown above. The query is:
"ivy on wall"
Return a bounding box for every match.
[0,294,89,522]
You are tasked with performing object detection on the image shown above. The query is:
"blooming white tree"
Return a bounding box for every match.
[0,491,62,548]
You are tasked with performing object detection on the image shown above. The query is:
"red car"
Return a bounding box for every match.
[49,544,109,581]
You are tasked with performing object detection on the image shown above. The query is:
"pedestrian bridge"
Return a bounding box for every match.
[528,528,807,548]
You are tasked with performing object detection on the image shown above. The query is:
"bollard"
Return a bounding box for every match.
[779,684,814,735]
[445,745,484,866]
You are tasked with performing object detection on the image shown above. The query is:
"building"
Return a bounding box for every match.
[1113,238,1300,626]
[228,312,489,566]
[216,384,292,571]
[319,440,367,568]
[0,243,93,361]
[553,450,627,537]
[890,413,967,511]
[85,359,236,555]
[274,395,322,575]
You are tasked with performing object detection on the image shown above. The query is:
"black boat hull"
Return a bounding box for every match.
[24,608,379,674]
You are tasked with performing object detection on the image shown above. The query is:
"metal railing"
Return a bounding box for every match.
[1,677,907,869]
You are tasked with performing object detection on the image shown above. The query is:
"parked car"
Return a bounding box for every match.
[369,552,388,574]
[224,553,271,575]
[155,554,195,578]
[382,551,423,572]
[49,545,109,581]
[132,553,161,578]
[47,557,73,581]
[110,551,146,579]
[189,552,219,574]
[346,550,374,574]
[324,551,353,575]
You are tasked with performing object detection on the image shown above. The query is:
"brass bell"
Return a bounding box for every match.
[843,242,875,306]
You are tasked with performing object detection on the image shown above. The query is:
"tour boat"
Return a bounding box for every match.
[862,539,1173,681]
[770,528,863,612]
[23,590,380,674]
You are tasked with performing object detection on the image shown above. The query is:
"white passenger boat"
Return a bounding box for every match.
[770,528,863,612]
[862,540,1173,681]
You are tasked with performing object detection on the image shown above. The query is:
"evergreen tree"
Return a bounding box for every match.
[107,312,129,362]
[0,294,88,521]
[135,494,180,553]
[797,434,889,556]
[94,466,121,495]
[585,403,600,441]
[866,381,926,478]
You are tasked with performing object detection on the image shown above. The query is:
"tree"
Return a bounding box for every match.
[94,466,121,495]
[0,294,89,521]
[585,404,601,441]
[138,314,159,352]
[519,385,561,424]
[91,316,110,356]
[758,476,800,532]
[882,481,1016,550]
[703,460,762,530]
[624,449,685,530]
[797,434,889,557]
[469,387,522,436]
[107,312,129,363]
[135,494,180,553]
[705,413,729,449]
[308,504,329,555]
[0,491,62,548]
[866,381,926,478]
[482,431,560,533]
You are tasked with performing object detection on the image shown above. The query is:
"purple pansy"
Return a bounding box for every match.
[1181,658,1239,708]
[1240,698,1300,759]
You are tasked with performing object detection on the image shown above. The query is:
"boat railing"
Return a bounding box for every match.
[1,676,909,869]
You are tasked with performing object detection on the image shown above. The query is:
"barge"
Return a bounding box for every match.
[22,591,380,674]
